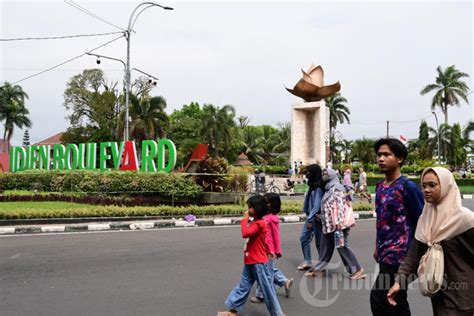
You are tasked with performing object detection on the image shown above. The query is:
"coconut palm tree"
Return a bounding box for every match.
[200,104,236,157]
[128,95,169,144]
[351,138,375,165]
[325,93,351,131]
[420,65,470,125]
[0,82,31,152]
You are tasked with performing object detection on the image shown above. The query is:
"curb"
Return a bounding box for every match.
[0,211,376,236]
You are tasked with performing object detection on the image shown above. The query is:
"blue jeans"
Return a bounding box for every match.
[225,263,282,316]
[255,258,289,299]
[300,217,322,264]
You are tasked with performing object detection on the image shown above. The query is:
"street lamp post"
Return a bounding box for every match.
[432,111,441,164]
[124,2,173,141]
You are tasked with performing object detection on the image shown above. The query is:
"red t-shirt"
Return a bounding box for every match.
[241,217,268,265]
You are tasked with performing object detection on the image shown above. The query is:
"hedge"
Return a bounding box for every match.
[0,171,203,198]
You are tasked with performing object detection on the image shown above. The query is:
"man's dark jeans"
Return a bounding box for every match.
[370,263,411,316]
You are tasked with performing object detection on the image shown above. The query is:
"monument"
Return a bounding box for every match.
[286,65,341,167]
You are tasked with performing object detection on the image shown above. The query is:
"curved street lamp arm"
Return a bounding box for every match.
[127,2,173,32]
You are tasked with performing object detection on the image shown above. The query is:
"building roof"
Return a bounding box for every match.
[33,132,64,146]
[234,152,252,166]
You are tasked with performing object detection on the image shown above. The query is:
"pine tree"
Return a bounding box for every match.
[22,130,30,146]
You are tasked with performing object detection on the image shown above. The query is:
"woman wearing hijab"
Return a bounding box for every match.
[297,164,325,271]
[304,168,365,279]
[387,167,474,315]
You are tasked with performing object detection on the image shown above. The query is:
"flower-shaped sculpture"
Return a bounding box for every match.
[286,65,341,102]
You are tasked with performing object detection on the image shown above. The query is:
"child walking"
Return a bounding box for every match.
[218,195,285,316]
[251,193,294,304]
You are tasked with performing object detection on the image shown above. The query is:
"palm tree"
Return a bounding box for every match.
[339,139,353,163]
[0,82,31,152]
[241,126,264,164]
[429,123,452,163]
[351,138,375,165]
[201,104,236,157]
[128,95,169,144]
[420,65,470,125]
[325,93,351,131]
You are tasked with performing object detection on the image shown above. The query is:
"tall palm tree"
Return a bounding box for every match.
[119,95,169,144]
[0,82,31,152]
[201,104,236,157]
[325,93,351,131]
[420,65,470,125]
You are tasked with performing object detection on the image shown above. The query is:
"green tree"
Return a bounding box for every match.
[22,130,30,147]
[420,65,470,125]
[63,69,121,143]
[429,123,452,163]
[449,123,465,167]
[0,82,31,152]
[169,102,205,167]
[325,93,351,131]
[351,138,375,165]
[128,95,169,144]
[200,104,236,157]
[339,139,353,163]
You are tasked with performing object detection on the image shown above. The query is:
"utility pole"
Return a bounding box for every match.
[386,121,389,138]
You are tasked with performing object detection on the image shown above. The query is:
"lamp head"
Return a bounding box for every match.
[96,58,101,65]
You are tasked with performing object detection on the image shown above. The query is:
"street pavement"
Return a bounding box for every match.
[2,201,473,316]
[0,224,417,315]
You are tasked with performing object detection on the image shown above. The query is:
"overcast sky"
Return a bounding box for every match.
[1,0,473,146]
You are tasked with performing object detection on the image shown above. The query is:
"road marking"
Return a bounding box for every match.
[214,218,232,225]
[9,253,21,259]
[88,224,111,231]
[41,226,65,233]
[0,227,15,234]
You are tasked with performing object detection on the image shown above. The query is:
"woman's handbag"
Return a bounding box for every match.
[417,243,444,297]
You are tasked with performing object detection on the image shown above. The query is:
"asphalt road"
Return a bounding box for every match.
[0,218,446,316]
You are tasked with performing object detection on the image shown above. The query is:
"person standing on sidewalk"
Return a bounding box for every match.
[297,164,325,271]
[251,193,294,304]
[370,138,424,316]
[218,195,284,316]
[387,167,474,316]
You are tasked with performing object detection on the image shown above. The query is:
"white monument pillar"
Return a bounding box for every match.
[291,101,329,167]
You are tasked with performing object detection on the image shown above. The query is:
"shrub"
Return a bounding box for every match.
[0,171,203,198]
[194,156,229,192]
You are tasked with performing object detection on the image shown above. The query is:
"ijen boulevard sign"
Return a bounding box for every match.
[9,139,177,173]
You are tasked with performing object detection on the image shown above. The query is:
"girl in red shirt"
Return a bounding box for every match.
[218,195,285,316]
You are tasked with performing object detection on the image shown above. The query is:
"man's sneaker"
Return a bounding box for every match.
[250,296,264,303]
[284,278,294,298]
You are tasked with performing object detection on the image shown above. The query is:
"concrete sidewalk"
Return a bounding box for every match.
[0,211,376,235]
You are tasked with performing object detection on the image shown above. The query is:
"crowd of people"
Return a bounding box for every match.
[218,138,474,316]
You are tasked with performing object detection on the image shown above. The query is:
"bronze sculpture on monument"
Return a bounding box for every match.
[286,64,341,167]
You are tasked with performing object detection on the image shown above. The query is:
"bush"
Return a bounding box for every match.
[256,165,289,176]
[194,156,229,192]
[0,171,203,198]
